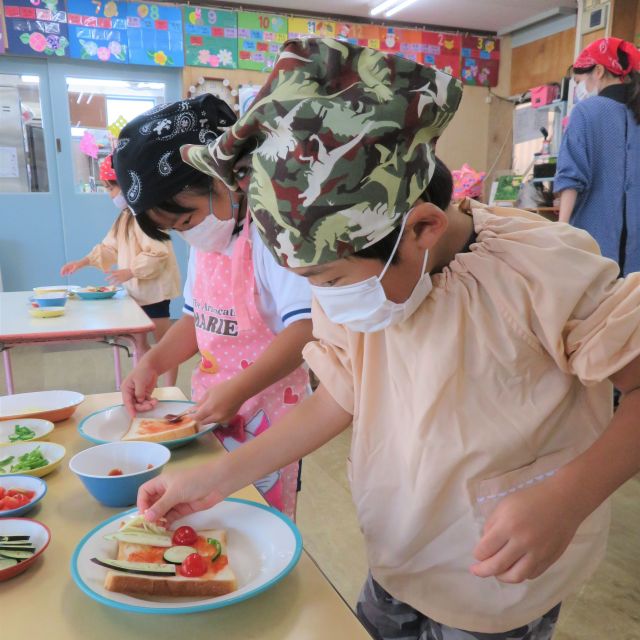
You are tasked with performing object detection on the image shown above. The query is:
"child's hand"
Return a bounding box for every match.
[193,379,245,425]
[60,260,85,276]
[138,464,224,525]
[470,477,583,583]
[106,268,133,285]
[121,363,159,417]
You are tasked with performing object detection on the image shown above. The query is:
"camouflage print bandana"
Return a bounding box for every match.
[182,37,463,268]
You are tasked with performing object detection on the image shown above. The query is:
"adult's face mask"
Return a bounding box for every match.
[111,192,128,211]
[310,213,432,333]
[177,188,237,253]
[575,80,597,102]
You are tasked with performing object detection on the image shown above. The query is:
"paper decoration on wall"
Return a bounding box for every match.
[288,17,335,39]
[379,26,400,54]
[79,130,98,158]
[395,28,423,62]
[107,114,127,137]
[3,0,69,58]
[461,35,500,60]
[238,11,287,71]
[126,2,183,67]
[423,32,461,79]
[183,6,237,68]
[335,22,380,49]
[238,84,261,115]
[461,57,499,86]
[67,0,127,63]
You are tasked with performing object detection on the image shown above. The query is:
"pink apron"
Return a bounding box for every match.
[191,216,309,518]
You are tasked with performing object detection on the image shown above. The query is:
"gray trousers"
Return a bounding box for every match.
[356,573,561,640]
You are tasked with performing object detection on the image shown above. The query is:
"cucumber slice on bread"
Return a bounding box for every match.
[0,535,29,542]
[163,545,197,565]
[91,557,177,576]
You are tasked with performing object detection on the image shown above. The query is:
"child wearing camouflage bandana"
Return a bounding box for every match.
[138,39,640,639]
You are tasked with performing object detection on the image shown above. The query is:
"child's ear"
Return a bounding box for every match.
[407,202,448,250]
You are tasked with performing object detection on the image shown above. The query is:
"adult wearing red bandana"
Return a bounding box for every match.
[555,38,640,275]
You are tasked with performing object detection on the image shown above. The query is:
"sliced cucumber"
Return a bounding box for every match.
[104,531,173,547]
[206,538,222,562]
[0,535,29,542]
[163,545,197,564]
[0,540,34,546]
[91,557,176,576]
[0,548,35,559]
[0,557,19,570]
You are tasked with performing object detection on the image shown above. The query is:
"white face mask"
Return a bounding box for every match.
[575,81,597,102]
[311,214,432,333]
[111,193,128,211]
[177,188,238,253]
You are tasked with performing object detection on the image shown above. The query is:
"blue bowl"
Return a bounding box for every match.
[68,442,170,508]
[75,288,119,300]
[30,293,68,308]
[0,475,47,517]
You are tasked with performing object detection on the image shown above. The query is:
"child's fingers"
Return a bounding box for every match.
[470,540,521,578]
[472,525,507,561]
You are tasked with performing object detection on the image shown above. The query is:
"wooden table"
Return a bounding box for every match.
[1,388,370,640]
[0,291,155,393]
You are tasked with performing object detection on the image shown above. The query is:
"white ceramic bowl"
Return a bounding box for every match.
[0,418,54,446]
[69,441,171,507]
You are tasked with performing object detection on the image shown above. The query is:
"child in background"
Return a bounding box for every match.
[60,155,181,385]
[139,39,640,639]
[114,96,313,518]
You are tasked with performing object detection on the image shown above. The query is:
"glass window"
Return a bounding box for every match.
[0,74,49,193]
[66,77,165,193]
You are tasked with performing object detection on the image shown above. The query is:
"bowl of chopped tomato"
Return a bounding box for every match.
[68,442,170,507]
[0,475,47,517]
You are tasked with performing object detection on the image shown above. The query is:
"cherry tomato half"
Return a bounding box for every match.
[178,553,207,578]
[172,525,198,546]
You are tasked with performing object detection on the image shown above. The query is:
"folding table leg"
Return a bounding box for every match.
[2,349,15,395]
[113,344,122,391]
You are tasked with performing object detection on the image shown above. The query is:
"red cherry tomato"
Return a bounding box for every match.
[172,525,198,546]
[0,487,5,500]
[108,468,124,476]
[0,496,20,511]
[178,553,207,578]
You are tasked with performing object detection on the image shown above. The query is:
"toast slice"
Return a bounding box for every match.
[121,415,198,443]
[104,528,237,598]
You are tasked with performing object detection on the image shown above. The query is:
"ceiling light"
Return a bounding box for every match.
[20,75,40,83]
[370,0,400,16]
[385,0,419,17]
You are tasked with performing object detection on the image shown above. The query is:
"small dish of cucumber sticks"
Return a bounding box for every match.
[0,519,50,581]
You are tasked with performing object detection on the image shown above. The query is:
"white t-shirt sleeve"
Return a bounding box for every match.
[182,247,197,316]
[251,225,312,333]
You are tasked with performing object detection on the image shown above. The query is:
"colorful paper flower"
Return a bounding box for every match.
[108,40,122,55]
[218,48,233,66]
[208,54,220,67]
[197,48,211,64]
[28,32,47,52]
[97,46,111,61]
[82,40,98,56]
[153,51,168,65]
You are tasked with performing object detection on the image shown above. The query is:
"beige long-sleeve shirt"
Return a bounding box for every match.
[303,200,640,632]
[87,211,181,306]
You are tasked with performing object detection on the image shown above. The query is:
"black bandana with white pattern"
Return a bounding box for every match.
[112,94,236,215]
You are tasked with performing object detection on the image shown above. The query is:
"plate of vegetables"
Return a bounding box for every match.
[0,419,54,446]
[0,442,66,478]
[75,286,121,300]
[0,518,51,581]
[0,476,47,517]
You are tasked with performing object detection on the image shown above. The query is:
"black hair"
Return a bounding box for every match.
[574,48,640,124]
[134,172,212,241]
[113,208,135,236]
[353,156,454,264]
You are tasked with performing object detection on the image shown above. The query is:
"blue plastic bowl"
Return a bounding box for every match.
[68,442,170,508]
[0,475,47,517]
[30,293,68,308]
[75,289,119,300]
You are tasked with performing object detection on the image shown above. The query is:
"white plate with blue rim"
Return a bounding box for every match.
[77,400,215,450]
[70,498,303,614]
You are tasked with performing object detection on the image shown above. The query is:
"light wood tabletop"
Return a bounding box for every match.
[1,387,370,640]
